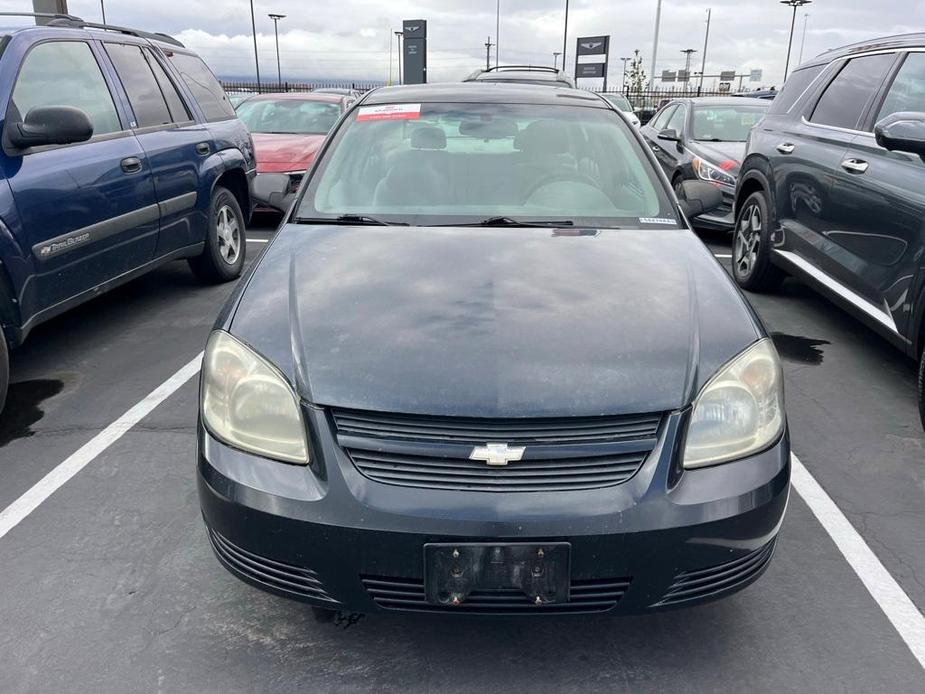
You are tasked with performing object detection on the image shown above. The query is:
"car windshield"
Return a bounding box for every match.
[604,94,633,112]
[691,103,769,141]
[235,98,341,135]
[298,101,677,228]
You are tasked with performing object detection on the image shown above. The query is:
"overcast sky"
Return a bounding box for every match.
[9,1,923,87]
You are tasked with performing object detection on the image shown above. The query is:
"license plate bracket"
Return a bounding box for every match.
[424,542,570,606]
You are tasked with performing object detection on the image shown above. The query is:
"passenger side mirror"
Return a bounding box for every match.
[678,180,723,219]
[7,106,93,149]
[874,111,925,157]
[657,128,681,142]
[251,173,296,212]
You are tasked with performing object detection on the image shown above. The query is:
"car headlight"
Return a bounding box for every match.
[683,338,784,469]
[201,331,309,464]
[692,157,736,187]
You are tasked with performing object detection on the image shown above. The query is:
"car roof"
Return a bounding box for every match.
[362,82,607,107]
[245,92,345,104]
[684,97,771,106]
[805,31,925,67]
[0,16,184,49]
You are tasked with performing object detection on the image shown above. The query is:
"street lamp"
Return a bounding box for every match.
[394,31,404,85]
[798,13,810,65]
[553,52,562,70]
[620,57,631,89]
[780,0,811,82]
[268,13,286,89]
[100,1,107,23]
[249,0,261,91]
[562,0,569,74]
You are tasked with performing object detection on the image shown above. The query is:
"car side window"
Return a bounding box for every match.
[144,49,191,123]
[650,105,676,131]
[810,53,896,130]
[876,52,925,124]
[104,43,172,128]
[11,41,121,137]
[167,53,235,122]
[666,105,687,134]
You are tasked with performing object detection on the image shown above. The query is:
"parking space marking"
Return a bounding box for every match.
[791,453,925,669]
[713,253,732,258]
[0,353,203,541]
[249,238,269,244]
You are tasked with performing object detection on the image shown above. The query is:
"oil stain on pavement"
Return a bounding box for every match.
[771,333,830,365]
[0,378,64,447]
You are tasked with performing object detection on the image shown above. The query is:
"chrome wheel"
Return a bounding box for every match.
[216,204,240,265]
[734,202,762,278]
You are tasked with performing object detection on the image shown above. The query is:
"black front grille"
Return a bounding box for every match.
[331,408,661,444]
[362,575,632,614]
[207,527,339,604]
[656,540,776,606]
[348,449,648,492]
[331,408,662,493]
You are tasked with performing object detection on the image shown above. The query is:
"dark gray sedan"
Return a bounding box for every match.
[197,83,789,619]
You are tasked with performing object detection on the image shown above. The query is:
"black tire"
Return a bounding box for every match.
[732,190,785,292]
[918,347,925,432]
[0,328,8,416]
[188,186,246,283]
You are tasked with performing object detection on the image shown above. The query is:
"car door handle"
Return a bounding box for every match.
[195,142,210,156]
[776,142,795,154]
[841,158,869,174]
[120,156,143,174]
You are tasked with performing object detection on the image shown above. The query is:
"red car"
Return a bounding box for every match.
[235,92,353,195]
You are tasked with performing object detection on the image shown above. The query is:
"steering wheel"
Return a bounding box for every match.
[524,169,602,200]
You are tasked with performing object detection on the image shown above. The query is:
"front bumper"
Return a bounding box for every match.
[198,409,790,615]
[690,184,735,231]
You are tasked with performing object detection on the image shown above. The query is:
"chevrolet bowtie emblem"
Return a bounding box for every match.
[469,443,525,466]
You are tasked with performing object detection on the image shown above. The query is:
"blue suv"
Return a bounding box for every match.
[0,16,255,412]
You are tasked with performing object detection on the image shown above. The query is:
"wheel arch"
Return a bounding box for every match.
[734,158,774,220]
[212,167,251,222]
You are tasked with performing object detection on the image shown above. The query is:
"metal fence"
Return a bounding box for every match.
[221,80,381,94]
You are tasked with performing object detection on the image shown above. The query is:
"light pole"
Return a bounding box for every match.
[798,13,810,65]
[485,37,495,71]
[389,27,393,86]
[249,0,261,91]
[651,0,663,88]
[681,48,697,85]
[268,13,285,89]
[496,0,501,68]
[780,0,811,82]
[562,0,569,75]
[620,57,631,89]
[553,52,562,70]
[395,31,403,85]
[100,1,106,23]
[699,8,711,95]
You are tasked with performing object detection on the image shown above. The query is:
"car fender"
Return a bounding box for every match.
[734,160,776,221]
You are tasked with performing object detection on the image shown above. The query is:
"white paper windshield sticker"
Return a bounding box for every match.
[639,217,676,224]
[356,104,422,122]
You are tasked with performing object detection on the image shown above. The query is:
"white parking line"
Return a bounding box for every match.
[791,453,925,669]
[714,253,732,258]
[248,238,269,244]
[0,353,203,541]
[0,357,922,670]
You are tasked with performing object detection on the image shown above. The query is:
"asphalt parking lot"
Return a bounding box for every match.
[0,218,923,693]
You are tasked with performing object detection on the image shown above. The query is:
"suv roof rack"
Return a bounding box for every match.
[481,65,562,74]
[46,17,184,48]
[0,11,83,22]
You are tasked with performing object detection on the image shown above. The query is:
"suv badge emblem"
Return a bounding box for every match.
[469,443,525,466]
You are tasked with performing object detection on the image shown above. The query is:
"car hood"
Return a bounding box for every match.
[229,226,760,417]
[251,133,326,172]
[688,141,746,175]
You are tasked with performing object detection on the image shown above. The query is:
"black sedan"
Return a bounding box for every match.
[641,97,770,230]
[197,83,790,618]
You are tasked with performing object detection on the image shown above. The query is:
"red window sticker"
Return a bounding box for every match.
[356,104,422,122]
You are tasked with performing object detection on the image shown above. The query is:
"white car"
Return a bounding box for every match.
[601,92,641,128]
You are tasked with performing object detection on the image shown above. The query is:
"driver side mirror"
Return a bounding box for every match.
[657,128,681,142]
[7,105,93,149]
[678,180,723,219]
[874,111,925,157]
[251,173,296,212]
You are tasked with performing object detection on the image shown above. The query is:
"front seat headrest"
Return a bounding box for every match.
[410,125,447,150]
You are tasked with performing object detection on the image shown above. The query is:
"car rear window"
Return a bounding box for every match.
[167,52,235,122]
[767,64,824,115]
[299,102,677,229]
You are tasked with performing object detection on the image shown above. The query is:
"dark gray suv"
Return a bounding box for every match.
[732,34,925,428]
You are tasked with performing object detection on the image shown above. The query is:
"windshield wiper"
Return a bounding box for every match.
[442,216,576,228]
[294,214,408,226]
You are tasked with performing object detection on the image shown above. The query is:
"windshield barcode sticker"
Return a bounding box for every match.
[639,217,676,224]
[356,104,421,122]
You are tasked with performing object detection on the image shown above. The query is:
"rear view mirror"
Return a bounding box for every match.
[657,128,681,142]
[678,180,723,219]
[874,111,925,157]
[7,105,92,149]
[251,173,295,212]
